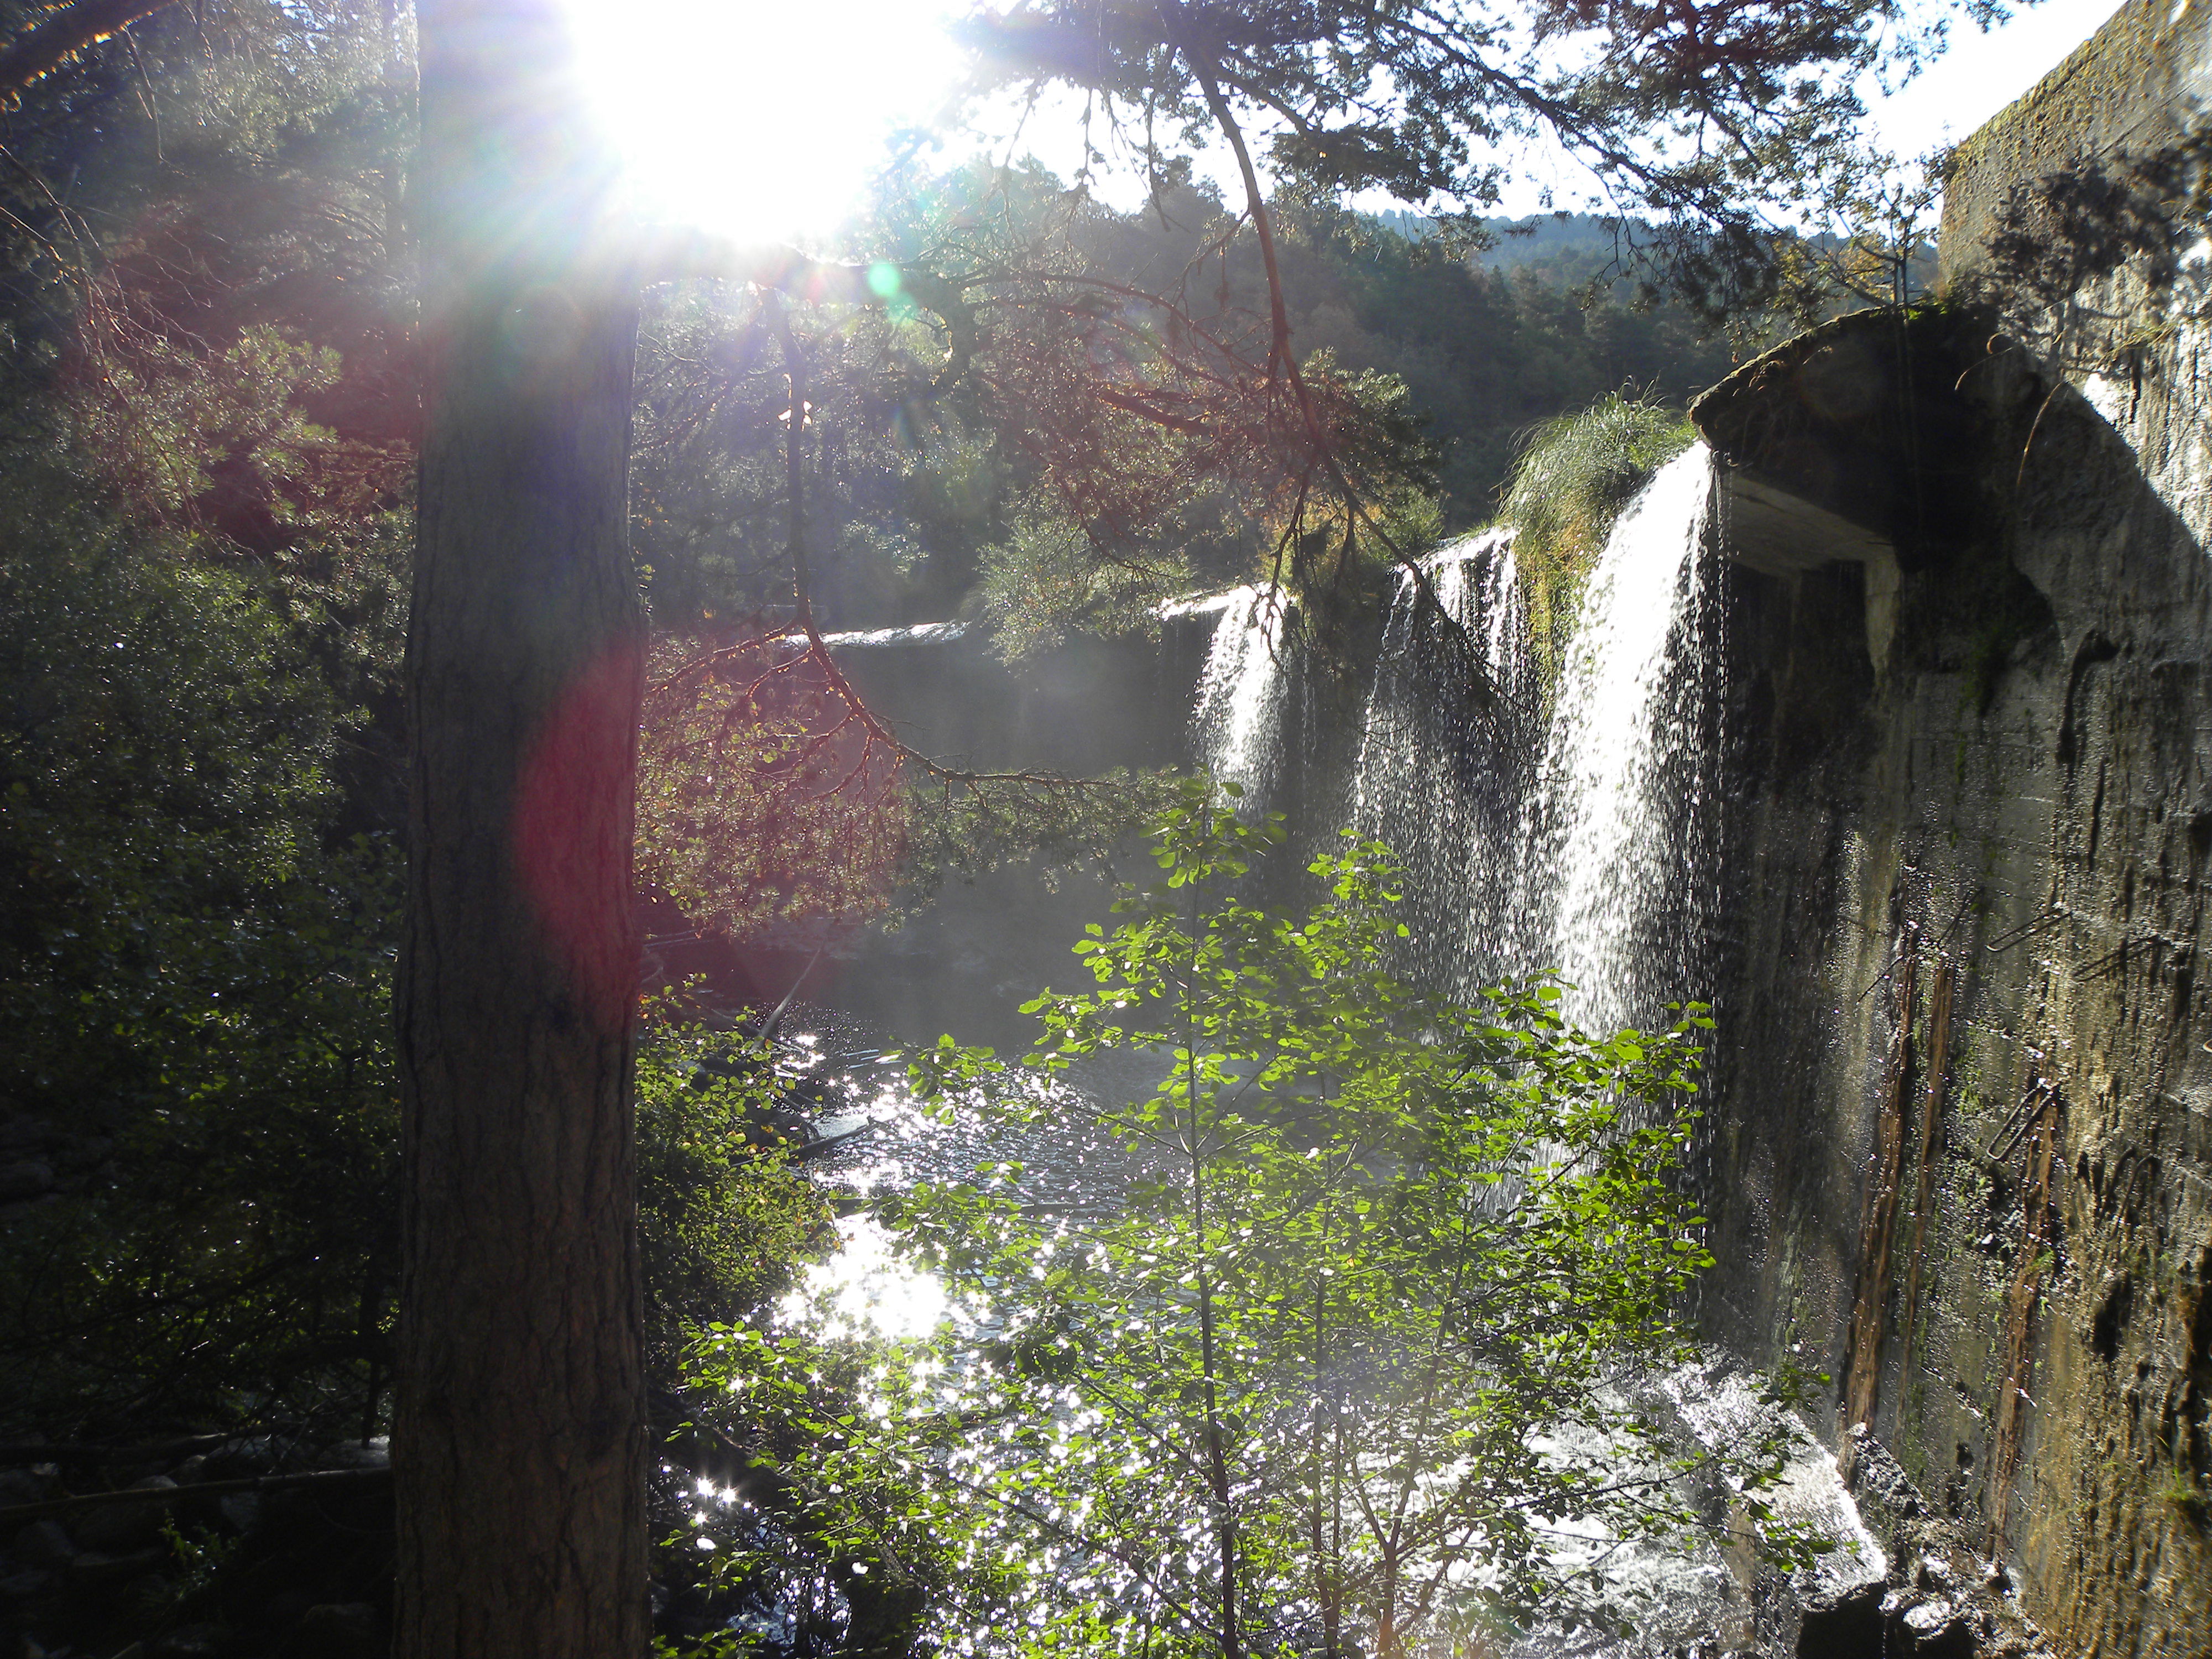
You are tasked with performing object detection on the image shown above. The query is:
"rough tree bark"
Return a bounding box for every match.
[395,0,648,1653]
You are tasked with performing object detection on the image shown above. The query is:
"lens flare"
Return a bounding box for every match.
[562,0,964,243]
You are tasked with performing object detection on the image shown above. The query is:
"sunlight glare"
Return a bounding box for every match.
[563,0,966,244]
[785,1215,950,1342]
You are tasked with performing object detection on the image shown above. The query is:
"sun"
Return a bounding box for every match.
[562,0,967,245]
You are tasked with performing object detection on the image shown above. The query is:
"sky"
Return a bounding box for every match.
[1865,0,2127,161]
[565,0,2131,243]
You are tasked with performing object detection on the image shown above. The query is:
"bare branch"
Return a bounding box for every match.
[0,0,174,96]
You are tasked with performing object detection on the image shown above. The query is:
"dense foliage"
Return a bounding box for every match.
[0,442,397,1432]
[677,791,1820,1657]
[0,435,815,1440]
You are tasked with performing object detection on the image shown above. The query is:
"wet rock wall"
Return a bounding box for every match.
[1691,233,2212,1659]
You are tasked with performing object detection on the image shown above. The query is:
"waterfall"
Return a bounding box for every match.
[1190,446,1724,1041]
[1519,444,1724,1038]
[1190,584,1296,808]
[1327,446,1724,1037]
[1349,529,1534,995]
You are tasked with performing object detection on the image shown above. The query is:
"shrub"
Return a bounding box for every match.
[1499,393,1695,692]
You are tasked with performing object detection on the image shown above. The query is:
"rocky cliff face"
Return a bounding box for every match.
[1687,7,2212,1641]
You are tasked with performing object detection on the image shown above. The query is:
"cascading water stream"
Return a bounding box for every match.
[1349,527,1536,995]
[1516,443,1725,1040]
[1188,583,1296,808]
[1327,444,1725,1041]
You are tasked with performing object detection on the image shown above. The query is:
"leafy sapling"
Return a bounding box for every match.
[688,782,1826,1657]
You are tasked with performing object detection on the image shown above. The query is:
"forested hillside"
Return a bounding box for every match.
[632,181,1740,638]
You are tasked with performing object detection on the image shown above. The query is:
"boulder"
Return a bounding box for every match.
[74,1477,178,1553]
[11,1521,75,1568]
[0,1160,55,1203]
[1888,1592,1978,1658]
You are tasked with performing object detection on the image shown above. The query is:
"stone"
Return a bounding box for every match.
[1893,1597,1976,1658]
[9,1522,74,1568]
[0,1567,49,1599]
[0,1469,48,1507]
[72,1479,176,1554]
[1796,1578,1885,1657]
[1843,1432,1926,1524]
[1675,120,2212,1647]
[0,1161,54,1204]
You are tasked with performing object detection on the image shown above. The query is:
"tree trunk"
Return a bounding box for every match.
[394,2,647,1654]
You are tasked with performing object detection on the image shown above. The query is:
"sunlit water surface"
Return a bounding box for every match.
[749,1007,1880,1658]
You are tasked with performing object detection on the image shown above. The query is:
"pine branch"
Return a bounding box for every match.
[0,0,173,96]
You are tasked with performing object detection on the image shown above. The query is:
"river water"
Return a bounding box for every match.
[759,1002,1884,1659]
